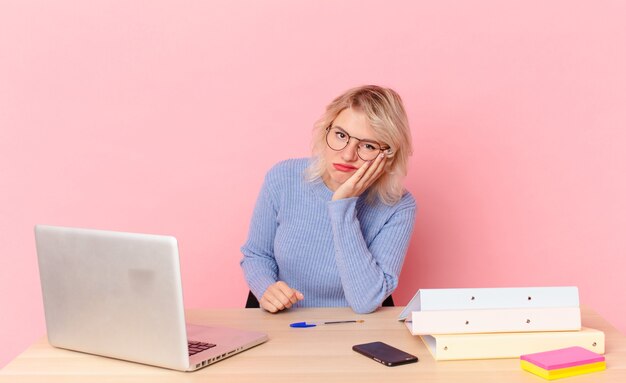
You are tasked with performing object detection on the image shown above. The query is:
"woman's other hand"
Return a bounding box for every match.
[260,281,304,313]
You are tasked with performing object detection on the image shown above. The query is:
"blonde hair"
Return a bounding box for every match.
[305,85,413,205]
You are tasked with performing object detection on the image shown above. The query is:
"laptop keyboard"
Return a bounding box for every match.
[188,341,216,356]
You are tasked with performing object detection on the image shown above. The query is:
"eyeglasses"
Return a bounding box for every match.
[325,126,390,161]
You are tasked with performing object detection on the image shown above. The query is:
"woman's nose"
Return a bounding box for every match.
[341,140,359,162]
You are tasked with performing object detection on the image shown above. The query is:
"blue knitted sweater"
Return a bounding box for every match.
[240,158,416,313]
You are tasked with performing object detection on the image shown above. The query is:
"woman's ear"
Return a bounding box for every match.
[384,156,394,171]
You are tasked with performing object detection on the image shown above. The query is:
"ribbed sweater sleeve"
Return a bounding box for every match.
[239,171,280,300]
[328,196,416,314]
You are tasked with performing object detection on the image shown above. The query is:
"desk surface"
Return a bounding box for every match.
[1,306,625,382]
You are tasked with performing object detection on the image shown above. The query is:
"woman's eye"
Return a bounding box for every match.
[335,132,347,140]
[363,143,377,151]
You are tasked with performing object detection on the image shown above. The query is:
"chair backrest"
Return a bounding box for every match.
[246,290,260,308]
[245,291,394,308]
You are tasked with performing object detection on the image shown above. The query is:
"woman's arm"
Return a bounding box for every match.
[240,172,281,301]
[240,169,304,312]
[328,194,416,314]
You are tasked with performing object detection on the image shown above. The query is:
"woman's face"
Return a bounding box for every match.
[321,107,383,191]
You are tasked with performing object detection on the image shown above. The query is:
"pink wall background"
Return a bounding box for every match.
[1,0,625,368]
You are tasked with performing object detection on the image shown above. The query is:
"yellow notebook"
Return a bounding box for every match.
[520,346,606,380]
[521,360,606,380]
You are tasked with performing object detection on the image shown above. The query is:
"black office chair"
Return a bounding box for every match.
[245,290,394,308]
[246,290,261,308]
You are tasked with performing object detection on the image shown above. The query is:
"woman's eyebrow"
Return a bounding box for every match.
[331,125,379,142]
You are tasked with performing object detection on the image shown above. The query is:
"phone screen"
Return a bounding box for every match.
[352,341,418,367]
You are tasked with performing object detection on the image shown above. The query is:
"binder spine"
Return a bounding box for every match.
[419,287,580,311]
[421,328,605,361]
[409,307,581,335]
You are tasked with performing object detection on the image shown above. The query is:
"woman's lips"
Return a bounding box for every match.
[333,163,357,172]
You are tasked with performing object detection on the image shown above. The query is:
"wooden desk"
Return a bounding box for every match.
[1,306,625,382]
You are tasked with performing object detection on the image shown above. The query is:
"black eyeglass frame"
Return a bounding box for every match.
[325,126,391,161]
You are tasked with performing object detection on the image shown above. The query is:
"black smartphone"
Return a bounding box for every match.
[352,341,418,367]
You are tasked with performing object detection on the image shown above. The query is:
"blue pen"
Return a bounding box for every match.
[290,320,364,328]
[290,321,317,328]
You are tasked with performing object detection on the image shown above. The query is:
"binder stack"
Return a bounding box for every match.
[398,287,605,361]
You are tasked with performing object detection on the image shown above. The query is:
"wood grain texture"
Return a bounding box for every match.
[1,306,625,383]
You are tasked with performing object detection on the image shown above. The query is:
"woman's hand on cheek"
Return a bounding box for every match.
[332,153,386,201]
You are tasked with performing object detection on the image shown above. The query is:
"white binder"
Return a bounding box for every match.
[418,326,604,361]
[405,307,581,335]
[398,286,580,321]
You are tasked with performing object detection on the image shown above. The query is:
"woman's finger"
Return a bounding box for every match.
[275,281,299,304]
[262,284,290,311]
[357,154,386,189]
[370,153,387,180]
[269,293,287,310]
[260,297,279,313]
[331,158,381,201]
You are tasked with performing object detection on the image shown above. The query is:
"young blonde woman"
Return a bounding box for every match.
[240,85,416,314]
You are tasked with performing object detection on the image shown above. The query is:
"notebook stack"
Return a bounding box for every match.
[520,346,606,380]
[398,287,606,361]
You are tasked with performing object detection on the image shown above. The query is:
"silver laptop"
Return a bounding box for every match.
[34,225,268,371]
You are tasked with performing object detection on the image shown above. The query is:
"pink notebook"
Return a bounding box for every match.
[520,346,605,370]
